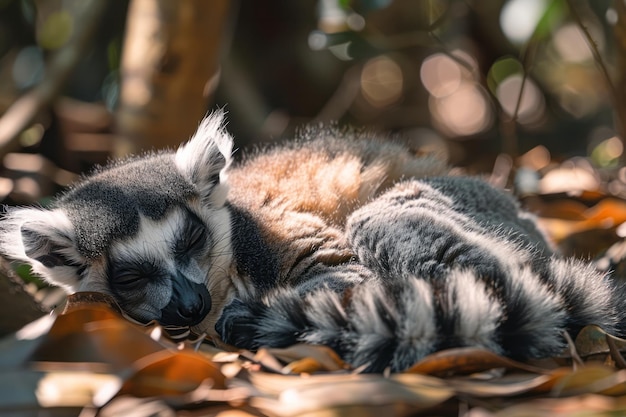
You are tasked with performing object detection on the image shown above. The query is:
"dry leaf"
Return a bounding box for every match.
[29,305,165,370]
[35,371,122,407]
[63,291,123,314]
[405,347,548,376]
[544,365,626,396]
[486,394,623,417]
[441,372,553,397]
[267,344,347,373]
[575,325,626,358]
[251,372,452,417]
[584,198,626,226]
[120,349,225,397]
[534,196,626,251]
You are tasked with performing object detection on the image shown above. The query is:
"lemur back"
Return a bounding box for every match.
[226,128,448,288]
[1,111,624,372]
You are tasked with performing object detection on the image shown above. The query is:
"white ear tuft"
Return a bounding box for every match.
[0,207,85,292]
[175,110,234,206]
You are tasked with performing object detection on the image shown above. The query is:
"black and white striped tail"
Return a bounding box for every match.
[216,177,626,372]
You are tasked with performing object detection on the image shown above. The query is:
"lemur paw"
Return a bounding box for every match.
[215,289,315,351]
[215,298,262,350]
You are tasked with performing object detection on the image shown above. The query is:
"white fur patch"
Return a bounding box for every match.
[394,278,438,355]
[448,269,503,353]
[175,110,234,207]
[0,207,83,291]
[110,212,180,275]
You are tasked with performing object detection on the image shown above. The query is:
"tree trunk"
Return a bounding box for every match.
[114,0,231,155]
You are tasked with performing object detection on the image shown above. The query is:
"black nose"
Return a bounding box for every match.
[160,279,212,327]
[177,292,208,321]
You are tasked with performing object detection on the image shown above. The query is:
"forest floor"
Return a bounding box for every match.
[2,153,626,417]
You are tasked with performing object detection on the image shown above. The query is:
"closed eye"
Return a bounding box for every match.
[111,260,161,290]
[114,271,145,289]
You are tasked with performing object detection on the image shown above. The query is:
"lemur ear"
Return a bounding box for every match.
[0,207,84,292]
[175,110,234,207]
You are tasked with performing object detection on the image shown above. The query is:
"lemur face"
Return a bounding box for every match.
[105,208,214,326]
[0,112,234,328]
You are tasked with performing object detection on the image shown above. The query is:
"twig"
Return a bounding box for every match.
[566,0,626,163]
[562,330,584,370]
[0,0,109,160]
[500,40,536,158]
[314,65,362,122]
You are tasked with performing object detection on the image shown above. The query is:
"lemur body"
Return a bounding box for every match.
[1,112,624,372]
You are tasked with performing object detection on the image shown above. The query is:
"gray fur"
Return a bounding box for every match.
[60,154,195,258]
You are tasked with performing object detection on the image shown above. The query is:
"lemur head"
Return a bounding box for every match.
[0,111,234,328]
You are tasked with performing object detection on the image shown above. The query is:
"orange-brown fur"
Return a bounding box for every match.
[227,134,449,284]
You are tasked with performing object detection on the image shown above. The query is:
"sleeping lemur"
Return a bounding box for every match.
[1,111,624,372]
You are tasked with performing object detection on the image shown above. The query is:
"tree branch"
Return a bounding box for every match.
[0,0,109,160]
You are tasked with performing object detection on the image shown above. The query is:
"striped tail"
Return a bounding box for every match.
[216,177,625,372]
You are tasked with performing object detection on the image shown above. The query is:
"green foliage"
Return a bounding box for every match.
[14,263,45,288]
[532,0,566,41]
[487,56,524,96]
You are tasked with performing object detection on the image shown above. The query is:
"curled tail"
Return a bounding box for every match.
[216,177,625,372]
[216,256,622,372]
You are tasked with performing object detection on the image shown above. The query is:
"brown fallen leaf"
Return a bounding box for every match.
[533,196,626,252]
[584,198,626,227]
[267,344,348,373]
[29,305,165,370]
[119,349,226,397]
[250,372,452,417]
[543,365,626,397]
[405,347,549,376]
[574,325,626,359]
[63,291,123,315]
[431,372,554,398]
[35,370,122,407]
[484,394,625,417]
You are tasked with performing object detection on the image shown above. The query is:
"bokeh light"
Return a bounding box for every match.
[360,56,403,108]
[12,46,45,89]
[518,145,551,171]
[500,0,548,44]
[591,136,624,167]
[540,158,600,194]
[496,74,545,124]
[308,30,328,51]
[429,84,493,137]
[553,23,596,62]
[422,51,492,138]
[420,53,462,98]
[37,11,73,50]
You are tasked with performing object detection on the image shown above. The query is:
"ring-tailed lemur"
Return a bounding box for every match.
[1,111,624,372]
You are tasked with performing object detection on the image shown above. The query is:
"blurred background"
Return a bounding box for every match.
[3,0,626,330]
[0,0,624,206]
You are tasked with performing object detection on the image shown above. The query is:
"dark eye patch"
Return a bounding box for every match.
[34,245,86,273]
[21,228,81,269]
[173,210,209,257]
[109,258,164,292]
[36,253,67,268]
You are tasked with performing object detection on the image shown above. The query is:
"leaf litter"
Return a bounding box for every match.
[4,155,626,416]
